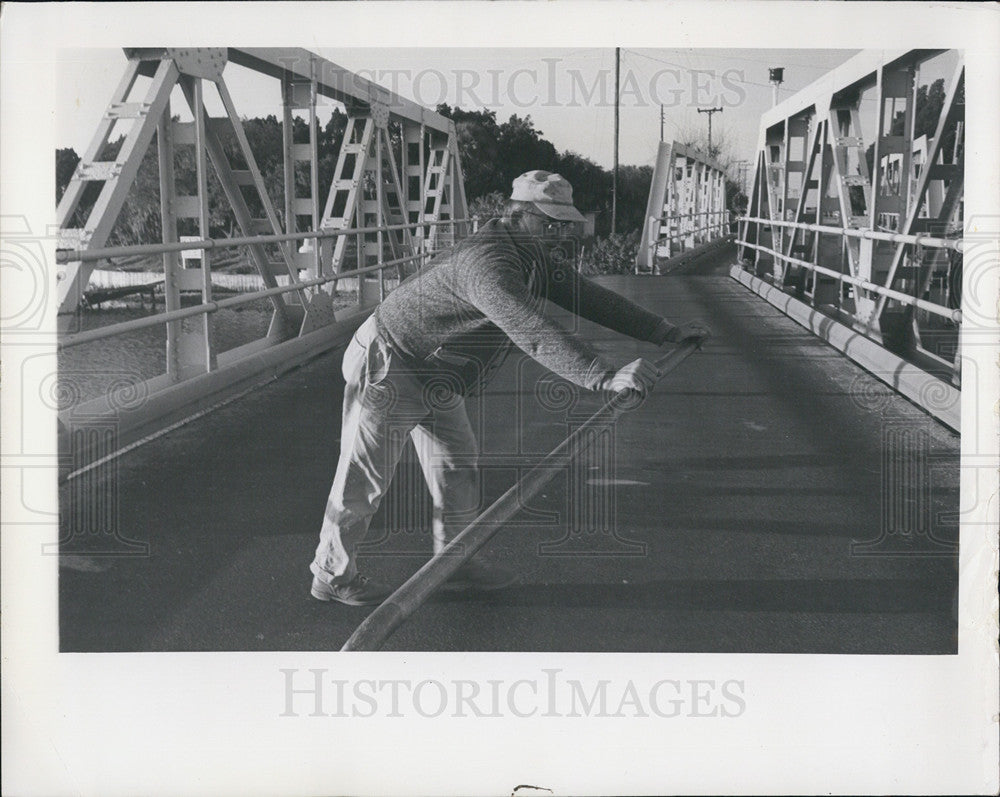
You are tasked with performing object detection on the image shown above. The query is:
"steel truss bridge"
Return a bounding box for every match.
[734,49,964,429]
[57,47,469,461]
[52,48,964,654]
[636,141,732,274]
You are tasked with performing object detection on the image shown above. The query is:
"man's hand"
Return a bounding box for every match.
[600,358,660,395]
[664,320,712,346]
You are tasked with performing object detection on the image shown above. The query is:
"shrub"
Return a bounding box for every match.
[579,231,640,275]
[468,191,507,225]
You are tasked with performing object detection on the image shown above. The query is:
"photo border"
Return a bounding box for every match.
[2,2,997,795]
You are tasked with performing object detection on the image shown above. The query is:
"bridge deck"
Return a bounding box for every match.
[59,245,960,653]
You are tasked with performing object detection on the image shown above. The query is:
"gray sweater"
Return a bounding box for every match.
[374,219,675,394]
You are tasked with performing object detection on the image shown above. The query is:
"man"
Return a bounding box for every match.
[310,170,711,605]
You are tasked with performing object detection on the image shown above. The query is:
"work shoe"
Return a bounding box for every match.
[311,573,392,606]
[443,559,516,592]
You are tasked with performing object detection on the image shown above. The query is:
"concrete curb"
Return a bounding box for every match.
[653,234,735,274]
[729,264,960,432]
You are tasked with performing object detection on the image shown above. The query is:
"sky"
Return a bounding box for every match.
[57,47,959,175]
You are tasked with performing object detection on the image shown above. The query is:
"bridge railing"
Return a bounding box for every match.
[57,216,470,472]
[54,46,475,470]
[736,216,961,320]
[735,213,962,381]
[735,49,965,384]
[56,217,466,350]
[636,141,730,273]
[643,210,733,267]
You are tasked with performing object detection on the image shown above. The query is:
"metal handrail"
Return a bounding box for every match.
[652,220,731,247]
[738,215,964,253]
[55,217,469,264]
[58,251,428,350]
[653,210,729,222]
[647,211,732,262]
[737,240,961,323]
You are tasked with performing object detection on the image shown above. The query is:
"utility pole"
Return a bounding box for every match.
[660,104,665,143]
[612,46,620,235]
[697,106,723,158]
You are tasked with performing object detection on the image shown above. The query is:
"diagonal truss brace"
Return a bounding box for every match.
[867,59,965,329]
[56,59,179,313]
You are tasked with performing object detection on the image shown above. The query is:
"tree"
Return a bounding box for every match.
[726,177,748,226]
[613,165,653,236]
[437,107,639,229]
[239,115,286,217]
[317,108,347,202]
[865,77,959,173]
[555,151,610,215]
[56,148,80,203]
[56,98,666,254]
[496,114,559,188]
[914,79,946,141]
[468,191,507,223]
[580,231,641,275]
[437,104,505,199]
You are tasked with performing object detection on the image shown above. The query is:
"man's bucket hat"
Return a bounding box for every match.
[510,170,586,223]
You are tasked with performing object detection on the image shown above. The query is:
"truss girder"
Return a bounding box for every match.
[56,59,178,312]
[637,141,730,273]
[740,48,964,379]
[56,47,468,320]
[227,48,453,133]
[157,78,217,382]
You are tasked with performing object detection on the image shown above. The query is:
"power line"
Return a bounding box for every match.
[673,49,848,71]
[622,49,795,93]
[623,49,881,103]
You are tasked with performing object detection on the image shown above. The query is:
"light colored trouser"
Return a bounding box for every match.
[311,316,480,585]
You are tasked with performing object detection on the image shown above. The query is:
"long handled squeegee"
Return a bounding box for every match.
[341,339,703,651]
